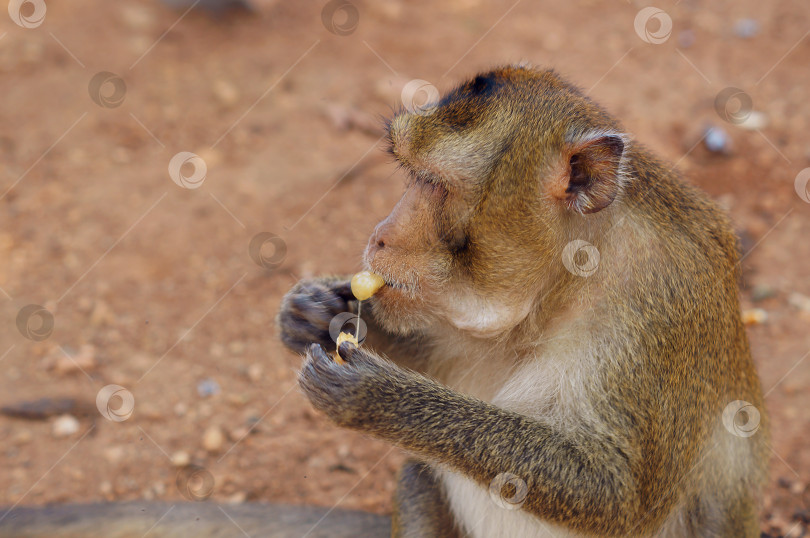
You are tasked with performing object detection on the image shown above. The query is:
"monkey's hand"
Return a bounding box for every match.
[298,342,403,429]
[278,278,355,355]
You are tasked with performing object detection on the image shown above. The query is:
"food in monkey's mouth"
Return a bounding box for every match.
[335,331,359,364]
[350,270,385,301]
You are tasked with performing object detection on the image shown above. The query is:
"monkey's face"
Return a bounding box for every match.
[366,66,627,337]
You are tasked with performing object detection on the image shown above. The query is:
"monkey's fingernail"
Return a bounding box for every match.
[337,340,358,362]
[309,343,329,362]
[335,332,359,365]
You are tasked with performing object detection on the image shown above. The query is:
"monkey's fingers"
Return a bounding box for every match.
[337,339,362,365]
[335,332,359,364]
[330,280,356,303]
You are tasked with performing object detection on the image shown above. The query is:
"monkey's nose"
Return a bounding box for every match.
[366,237,383,261]
[366,227,387,262]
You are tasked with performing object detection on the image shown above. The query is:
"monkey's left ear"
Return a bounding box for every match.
[551,133,626,214]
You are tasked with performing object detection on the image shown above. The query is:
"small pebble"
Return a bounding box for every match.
[704,126,731,154]
[212,79,239,108]
[226,491,247,504]
[152,482,166,497]
[741,308,767,325]
[104,446,125,464]
[788,292,810,312]
[734,18,760,39]
[229,426,250,441]
[738,111,768,131]
[247,363,263,383]
[52,415,80,437]
[174,402,187,417]
[197,378,221,398]
[203,425,225,452]
[751,284,777,302]
[171,451,191,467]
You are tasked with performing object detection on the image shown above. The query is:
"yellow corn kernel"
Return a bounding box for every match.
[351,271,385,301]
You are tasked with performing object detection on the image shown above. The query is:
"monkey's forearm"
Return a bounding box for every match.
[327,348,640,534]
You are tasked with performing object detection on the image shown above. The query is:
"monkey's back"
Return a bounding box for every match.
[602,147,769,536]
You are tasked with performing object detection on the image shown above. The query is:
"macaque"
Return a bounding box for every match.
[279,65,768,537]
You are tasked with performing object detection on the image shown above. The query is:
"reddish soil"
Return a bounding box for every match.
[1,0,808,536]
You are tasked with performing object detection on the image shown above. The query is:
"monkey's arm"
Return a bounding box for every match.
[300,343,643,536]
[278,277,423,367]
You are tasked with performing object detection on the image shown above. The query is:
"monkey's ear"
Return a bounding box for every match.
[552,133,626,214]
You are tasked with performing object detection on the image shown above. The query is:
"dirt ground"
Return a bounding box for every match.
[0,0,809,535]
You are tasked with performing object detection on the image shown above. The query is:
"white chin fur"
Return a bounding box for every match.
[443,289,532,338]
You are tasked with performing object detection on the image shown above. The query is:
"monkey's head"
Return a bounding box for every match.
[366,65,630,337]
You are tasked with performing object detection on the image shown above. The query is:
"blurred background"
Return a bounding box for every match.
[0,0,808,535]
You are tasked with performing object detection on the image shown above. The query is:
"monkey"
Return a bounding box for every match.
[278,65,769,537]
